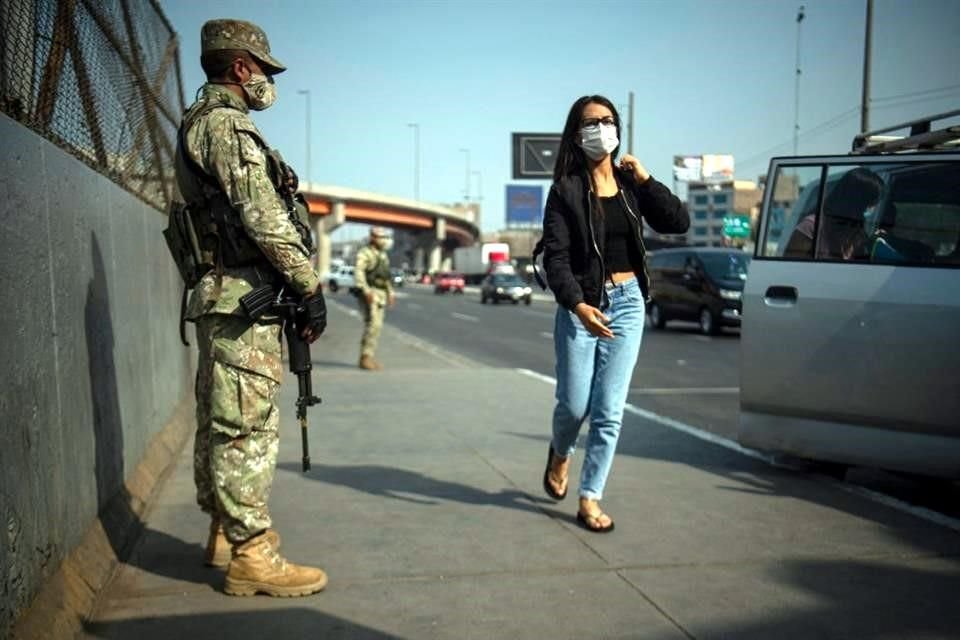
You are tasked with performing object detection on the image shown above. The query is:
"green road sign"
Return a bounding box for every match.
[722,215,751,238]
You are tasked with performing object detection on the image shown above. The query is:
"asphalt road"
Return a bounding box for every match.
[378,283,743,440]
[328,282,960,524]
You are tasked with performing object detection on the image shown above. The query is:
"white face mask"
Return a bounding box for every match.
[242,73,277,111]
[578,123,619,161]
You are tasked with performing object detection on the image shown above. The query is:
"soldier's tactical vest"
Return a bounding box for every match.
[164,97,313,289]
[363,247,391,290]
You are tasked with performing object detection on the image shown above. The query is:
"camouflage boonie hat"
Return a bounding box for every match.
[201,19,286,74]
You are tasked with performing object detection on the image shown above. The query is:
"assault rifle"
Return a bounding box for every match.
[240,284,321,472]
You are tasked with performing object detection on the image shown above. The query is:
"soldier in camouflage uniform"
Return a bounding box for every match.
[174,19,328,597]
[354,227,396,370]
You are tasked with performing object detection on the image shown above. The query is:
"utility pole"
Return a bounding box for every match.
[627,91,635,155]
[297,89,311,186]
[407,123,420,200]
[459,148,471,202]
[793,6,805,155]
[861,0,873,133]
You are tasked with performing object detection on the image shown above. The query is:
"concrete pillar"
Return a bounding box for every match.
[428,218,447,273]
[428,244,442,274]
[413,247,425,273]
[311,200,345,277]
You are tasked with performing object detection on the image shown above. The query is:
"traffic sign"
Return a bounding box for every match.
[722,215,751,238]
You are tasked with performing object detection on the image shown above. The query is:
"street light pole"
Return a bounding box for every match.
[471,170,482,202]
[793,6,805,155]
[297,89,311,186]
[861,0,873,133]
[459,148,471,202]
[407,123,420,200]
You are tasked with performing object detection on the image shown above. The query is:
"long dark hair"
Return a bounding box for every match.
[819,167,884,259]
[553,95,622,183]
[823,167,884,223]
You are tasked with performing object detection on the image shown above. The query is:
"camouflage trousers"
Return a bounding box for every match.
[194,313,283,543]
[359,288,388,358]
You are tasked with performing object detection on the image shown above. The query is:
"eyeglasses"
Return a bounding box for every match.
[581,116,616,128]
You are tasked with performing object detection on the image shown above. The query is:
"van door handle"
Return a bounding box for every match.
[764,286,798,307]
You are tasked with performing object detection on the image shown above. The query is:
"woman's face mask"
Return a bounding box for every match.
[242,73,277,111]
[578,122,619,161]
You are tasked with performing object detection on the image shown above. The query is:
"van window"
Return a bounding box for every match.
[764,162,960,265]
[701,253,751,280]
[760,165,824,258]
[660,252,686,269]
[870,162,960,266]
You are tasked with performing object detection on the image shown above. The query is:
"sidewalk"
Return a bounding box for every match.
[82,299,960,639]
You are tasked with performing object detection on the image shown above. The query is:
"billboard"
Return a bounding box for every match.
[673,154,735,183]
[505,185,543,226]
[512,132,561,179]
[673,155,702,182]
[702,154,735,183]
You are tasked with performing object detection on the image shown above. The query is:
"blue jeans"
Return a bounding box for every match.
[551,277,645,500]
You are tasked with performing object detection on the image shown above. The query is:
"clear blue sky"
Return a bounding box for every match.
[162,0,960,234]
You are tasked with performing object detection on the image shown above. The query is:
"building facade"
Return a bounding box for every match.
[683,180,761,247]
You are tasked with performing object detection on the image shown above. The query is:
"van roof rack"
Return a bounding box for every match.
[851,108,960,154]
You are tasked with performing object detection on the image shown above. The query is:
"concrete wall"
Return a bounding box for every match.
[0,113,193,636]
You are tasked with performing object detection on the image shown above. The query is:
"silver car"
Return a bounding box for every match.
[739,113,960,479]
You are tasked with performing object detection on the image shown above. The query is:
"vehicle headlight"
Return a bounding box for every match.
[496,287,504,294]
[523,287,532,294]
[720,289,742,300]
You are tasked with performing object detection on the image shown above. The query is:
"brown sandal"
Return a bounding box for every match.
[576,510,615,533]
[542,446,568,500]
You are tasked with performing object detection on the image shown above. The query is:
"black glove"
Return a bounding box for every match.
[281,162,299,195]
[299,289,327,336]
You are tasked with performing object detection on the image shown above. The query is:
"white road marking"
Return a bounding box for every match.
[515,368,960,534]
[630,387,740,396]
[516,369,556,386]
[540,332,553,339]
[451,312,479,323]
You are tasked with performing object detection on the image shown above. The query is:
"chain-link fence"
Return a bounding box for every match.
[0,0,184,211]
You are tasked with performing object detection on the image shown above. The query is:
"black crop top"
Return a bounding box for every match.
[600,194,641,272]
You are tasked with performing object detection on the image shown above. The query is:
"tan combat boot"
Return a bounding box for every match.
[224,530,327,597]
[359,355,378,370]
[205,519,230,568]
[206,522,280,568]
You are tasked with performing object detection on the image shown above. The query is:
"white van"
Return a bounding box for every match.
[738,111,960,478]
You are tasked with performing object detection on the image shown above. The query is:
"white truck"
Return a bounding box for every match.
[324,263,356,293]
[453,242,511,284]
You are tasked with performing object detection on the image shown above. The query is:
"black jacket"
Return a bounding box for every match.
[541,169,689,310]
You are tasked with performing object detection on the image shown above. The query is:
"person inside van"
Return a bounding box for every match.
[784,167,884,260]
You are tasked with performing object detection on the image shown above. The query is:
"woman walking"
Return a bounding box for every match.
[540,95,688,532]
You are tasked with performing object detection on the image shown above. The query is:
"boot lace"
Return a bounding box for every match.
[263,543,288,572]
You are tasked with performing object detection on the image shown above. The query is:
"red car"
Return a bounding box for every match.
[433,272,465,294]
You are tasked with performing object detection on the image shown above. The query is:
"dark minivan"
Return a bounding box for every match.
[646,247,751,334]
